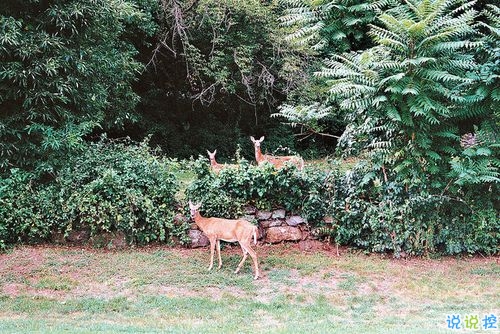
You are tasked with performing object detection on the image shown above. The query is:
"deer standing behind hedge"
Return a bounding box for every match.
[207,150,223,173]
[188,201,260,280]
[206,149,237,173]
[250,136,304,170]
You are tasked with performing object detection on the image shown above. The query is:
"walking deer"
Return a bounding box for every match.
[250,136,304,170]
[188,201,260,280]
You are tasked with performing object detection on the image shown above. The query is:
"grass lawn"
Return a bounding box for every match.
[0,243,498,333]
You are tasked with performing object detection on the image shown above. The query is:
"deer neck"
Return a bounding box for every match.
[254,145,264,163]
[193,211,209,230]
[209,158,218,167]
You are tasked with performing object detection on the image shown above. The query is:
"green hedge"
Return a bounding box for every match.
[1,147,497,255]
[0,169,55,250]
[186,158,331,224]
[328,163,499,256]
[187,157,498,256]
[0,139,188,250]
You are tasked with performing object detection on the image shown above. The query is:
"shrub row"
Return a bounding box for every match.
[329,163,499,256]
[1,145,497,255]
[186,158,331,224]
[188,158,499,256]
[0,138,188,250]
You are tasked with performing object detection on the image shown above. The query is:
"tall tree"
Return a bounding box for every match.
[0,0,156,173]
[274,0,395,141]
[321,0,499,189]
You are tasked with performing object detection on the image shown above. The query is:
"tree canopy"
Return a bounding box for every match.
[0,0,157,173]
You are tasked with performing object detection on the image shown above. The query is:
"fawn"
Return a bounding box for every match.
[207,150,238,173]
[207,150,223,173]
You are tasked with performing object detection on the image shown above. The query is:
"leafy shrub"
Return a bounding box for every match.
[0,138,188,249]
[328,162,499,256]
[53,138,186,245]
[186,157,331,226]
[0,169,56,249]
[434,185,499,255]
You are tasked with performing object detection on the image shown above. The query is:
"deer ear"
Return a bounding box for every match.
[250,136,255,142]
[259,136,265,141]
[207,150,211,155]
[213,149,217,154]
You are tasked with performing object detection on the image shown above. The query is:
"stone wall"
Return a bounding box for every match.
[50,207,315,249]
[189,206,310,248]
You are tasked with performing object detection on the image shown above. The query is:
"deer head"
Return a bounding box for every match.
[250,136,264,148]
[206,150,217,161]
[188,200,201,219]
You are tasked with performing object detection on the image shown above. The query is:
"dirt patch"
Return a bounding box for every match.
[2,283,24,297]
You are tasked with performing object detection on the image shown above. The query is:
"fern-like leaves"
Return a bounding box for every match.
[318,0,498,188]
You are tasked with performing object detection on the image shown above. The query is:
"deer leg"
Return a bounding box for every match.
[208,238,216,271]
[245,245,260,280]
[216,239,223,269]
[234,244,248,274]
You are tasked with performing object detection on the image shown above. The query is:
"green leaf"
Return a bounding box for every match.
[476,148,492,156]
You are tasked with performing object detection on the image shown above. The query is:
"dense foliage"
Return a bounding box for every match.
[275,0,396,140]
[54,138,186,245]
[0,168,54,250]
[0,139,186,250]
[0,0,156,173]
[274,0,499,254]
[329,162,498,256]
[325,0,499,188]
[0,0,497,255]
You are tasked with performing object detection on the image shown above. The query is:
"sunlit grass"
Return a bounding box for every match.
[0,245,498,333]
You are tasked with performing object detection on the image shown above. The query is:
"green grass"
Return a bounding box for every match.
[0,245,498,333]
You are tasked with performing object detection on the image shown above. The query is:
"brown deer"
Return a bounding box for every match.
[250,136,304,170]
[207,150,223,173]
[188,201,260,280]
[207,150,238,173]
